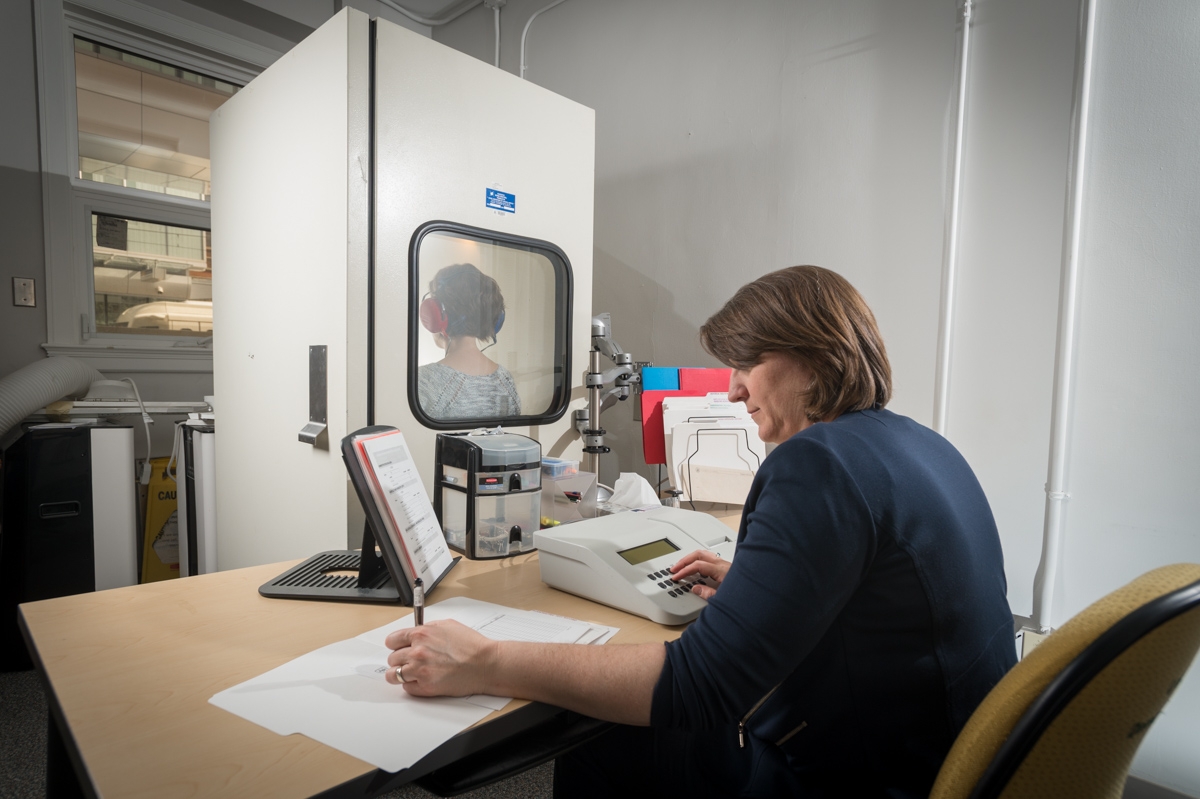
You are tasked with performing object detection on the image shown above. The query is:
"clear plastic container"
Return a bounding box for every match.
[441,487,467,551]
[541,457,579,479]
[474,491,541,557]
[540,471,597,525]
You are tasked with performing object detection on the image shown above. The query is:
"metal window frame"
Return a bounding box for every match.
[405,220,574,430]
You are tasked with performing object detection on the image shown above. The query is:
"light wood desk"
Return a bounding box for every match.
[19,550,708,799]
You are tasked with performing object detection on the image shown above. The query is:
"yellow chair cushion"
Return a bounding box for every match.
[929,563,1200,799]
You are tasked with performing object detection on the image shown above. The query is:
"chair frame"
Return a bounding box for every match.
[969,578,1200,799]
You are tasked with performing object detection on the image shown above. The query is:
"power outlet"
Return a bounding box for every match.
[12,277,35,307]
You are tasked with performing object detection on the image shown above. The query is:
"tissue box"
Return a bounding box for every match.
[541,457,579,479]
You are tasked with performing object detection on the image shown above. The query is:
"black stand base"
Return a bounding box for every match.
[258,549,401,603]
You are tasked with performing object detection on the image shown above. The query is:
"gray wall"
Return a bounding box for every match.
[947,0,1080,619]
[437,0,961,488]
[0,0,48,380]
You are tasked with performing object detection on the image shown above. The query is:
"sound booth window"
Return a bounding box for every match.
[408,222,573,429]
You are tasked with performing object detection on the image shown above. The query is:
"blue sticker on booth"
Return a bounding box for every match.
[486,188,516,213]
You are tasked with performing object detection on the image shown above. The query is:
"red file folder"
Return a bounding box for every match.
[640,368,731,465]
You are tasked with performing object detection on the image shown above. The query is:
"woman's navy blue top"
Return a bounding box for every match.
[650,409,1016,797]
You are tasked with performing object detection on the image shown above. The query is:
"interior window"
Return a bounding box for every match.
[74,37,238,201]
[409,223,572,428]
[91,213,212,337]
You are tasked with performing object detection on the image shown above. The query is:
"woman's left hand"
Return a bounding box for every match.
[384,620,497,697]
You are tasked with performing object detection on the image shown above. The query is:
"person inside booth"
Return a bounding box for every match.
[416,263,522,421]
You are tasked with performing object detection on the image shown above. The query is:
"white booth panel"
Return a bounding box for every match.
[372,18,595,494]
[211,11,593,567]
[211,9,370,569]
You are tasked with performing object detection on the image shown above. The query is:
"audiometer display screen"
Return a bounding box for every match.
[617,539,679,566]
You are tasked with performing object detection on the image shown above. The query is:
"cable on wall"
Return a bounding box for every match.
[932,0,974,436]
[1033,0,1098,633]
[520,0,571,79]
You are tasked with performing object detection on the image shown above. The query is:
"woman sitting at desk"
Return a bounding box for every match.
[387,266,1016,797]
[417,263,521,420]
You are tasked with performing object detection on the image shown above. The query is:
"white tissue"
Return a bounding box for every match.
[609,472,661,509]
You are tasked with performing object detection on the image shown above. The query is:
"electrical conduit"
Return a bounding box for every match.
[1033,0,1098,633]
[520,0,571,79]
[933,0,974,435]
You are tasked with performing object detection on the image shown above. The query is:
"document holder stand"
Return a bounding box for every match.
[260,425,457,604]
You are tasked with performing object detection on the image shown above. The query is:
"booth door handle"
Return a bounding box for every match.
[300,344,328,445]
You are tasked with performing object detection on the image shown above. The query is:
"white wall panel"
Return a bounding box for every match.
[947,0,1080,616]
[1060,2,1200,792]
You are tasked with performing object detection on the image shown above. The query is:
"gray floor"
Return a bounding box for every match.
[0,668,551,799]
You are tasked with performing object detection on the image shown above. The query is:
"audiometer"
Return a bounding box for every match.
[534,506,737,625]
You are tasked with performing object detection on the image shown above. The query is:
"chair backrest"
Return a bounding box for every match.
[931,563,1200,799]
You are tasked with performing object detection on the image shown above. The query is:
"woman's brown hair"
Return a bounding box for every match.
[431,263,506,342]
[699,265,891,422]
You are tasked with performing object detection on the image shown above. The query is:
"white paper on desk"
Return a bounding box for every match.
[210,597,619,772]
[209,637,490,772]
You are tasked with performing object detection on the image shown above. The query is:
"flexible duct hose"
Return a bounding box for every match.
[0,357,105,441]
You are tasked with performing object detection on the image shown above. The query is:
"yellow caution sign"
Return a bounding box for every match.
[141,457,180,583]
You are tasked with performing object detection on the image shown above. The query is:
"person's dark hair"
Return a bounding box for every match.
[699,265,891,422]
[431,263,506,341]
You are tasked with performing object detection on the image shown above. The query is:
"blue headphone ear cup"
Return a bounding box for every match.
[494,307,505,337]
[420,296,448,334]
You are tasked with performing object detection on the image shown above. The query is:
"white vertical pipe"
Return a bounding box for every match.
[520,0,571,80]
[932,0,974,436]
[493,5,501,67]
[1033,0,1098,633]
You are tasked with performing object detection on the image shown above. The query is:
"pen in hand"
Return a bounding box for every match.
[413,578,424,626]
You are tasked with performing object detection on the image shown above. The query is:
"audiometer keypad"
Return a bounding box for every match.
[647,570,710,599]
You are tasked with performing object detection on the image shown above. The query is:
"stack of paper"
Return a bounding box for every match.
[209,597,617,772]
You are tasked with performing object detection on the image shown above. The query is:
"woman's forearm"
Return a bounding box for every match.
[483,641,666,726]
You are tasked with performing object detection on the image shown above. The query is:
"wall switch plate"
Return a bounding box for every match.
[13,277,36,307]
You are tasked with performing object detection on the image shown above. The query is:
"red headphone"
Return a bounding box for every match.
[419,294,449,335]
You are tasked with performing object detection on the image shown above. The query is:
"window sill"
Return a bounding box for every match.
[43,342,214,373]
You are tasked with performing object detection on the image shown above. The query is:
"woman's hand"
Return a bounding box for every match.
[670,550,731,600]
[384,620,498,697]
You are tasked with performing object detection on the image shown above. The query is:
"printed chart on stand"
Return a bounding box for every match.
[355,430,454,585]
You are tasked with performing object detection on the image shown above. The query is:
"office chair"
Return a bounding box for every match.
[931,563,1200,799]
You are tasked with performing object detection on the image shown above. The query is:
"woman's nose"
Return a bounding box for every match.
[727,374,747,402]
